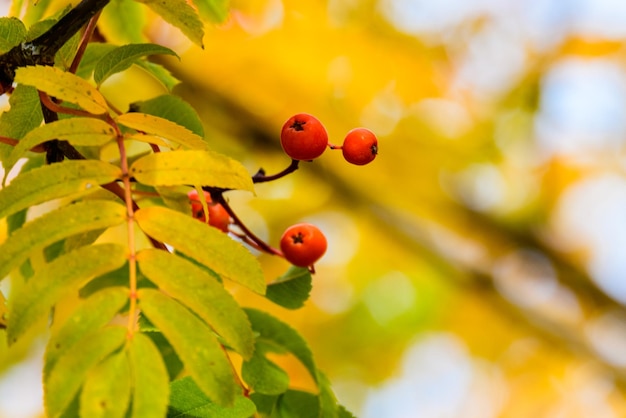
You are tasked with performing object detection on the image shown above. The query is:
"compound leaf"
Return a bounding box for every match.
[168,376,257,418]
[7,243,127,345]
[137,0,204,47]
[0,160,121,219]
[94,43,178,86]
[137,248,255,358]
[265,267,312,310]
[44,326,127,418]
[138,288,238,407]
[44,287,129,378]
[130,149,254,192]
[0,200,126,281]
[15,66,108,114]
[127,333,170,418]
[7,117,117,168]
[80,350,131,418]
[135,206,265,294]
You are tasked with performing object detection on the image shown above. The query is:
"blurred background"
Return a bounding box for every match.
[4,0,626,417]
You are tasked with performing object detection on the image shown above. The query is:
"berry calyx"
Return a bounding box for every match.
[280,113,329,161]
[341,128,378,165]
[280,223,328,267]
[188,190,230,232]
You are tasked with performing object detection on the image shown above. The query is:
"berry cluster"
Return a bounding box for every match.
[281,113,378,165]
[189,113,378,270]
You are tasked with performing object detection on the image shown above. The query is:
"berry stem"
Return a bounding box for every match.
[252,159,300,183]
[212,192,283,257]
[328,143,342,150]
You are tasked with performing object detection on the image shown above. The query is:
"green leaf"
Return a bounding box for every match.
[44,326,127,418]
[168,376,257,418]
[44,287,129,378]
[117,112,208,150]
[135,60,181,91]
[242,341,290,395]
[130,95,204,137]
[245,309,318,384]
[130,149,254,191]
[0,85,43,161]
[127,333,171,418]
[192,0,229,23]
[6,243,127,344]
[0,160,121,219]
[144,331,184,380]
[138,288,238,406]
[266,267,312,310]
[7,118,117,167]
[137,248,255,358]
[274,390,320,418]
[0,200,126,281]
[76,43,118,80]
[135,206,265,294]
[55,29,82,70]
[80,350,131,418]
[0,17,27,53]
[94,43,178,86]
[99,0,148,45]
[137,0,205,48]
[14,66,108,114]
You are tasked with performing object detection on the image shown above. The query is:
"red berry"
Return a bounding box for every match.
[341,128,378,165]
[280,113,328,160]
[187,190,230,232]
[280,223,327,267]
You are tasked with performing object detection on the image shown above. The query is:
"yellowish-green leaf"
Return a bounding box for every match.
[0,160,121,219]
[127,333,170,418]
[116,112,208,150]
[130,95,203,137]
[135,206,265,294]
[44,326,127,418]
[137,248,255,359]
[7,117,116,167]
[138,288,237,406]
[0,200,126,281]
[130,149,254,192]
[137,0,204,47]
[44,287,129,379]
[14,66,108,114]
[80,350,131,418]
[6,243,127,345]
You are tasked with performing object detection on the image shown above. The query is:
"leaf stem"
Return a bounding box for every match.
[116,132,139,337]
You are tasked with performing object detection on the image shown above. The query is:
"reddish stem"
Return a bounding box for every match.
[212,192,283,257]
[68,10,102,74]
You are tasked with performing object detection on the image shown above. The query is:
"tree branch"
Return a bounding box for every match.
[0,0,110,92]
